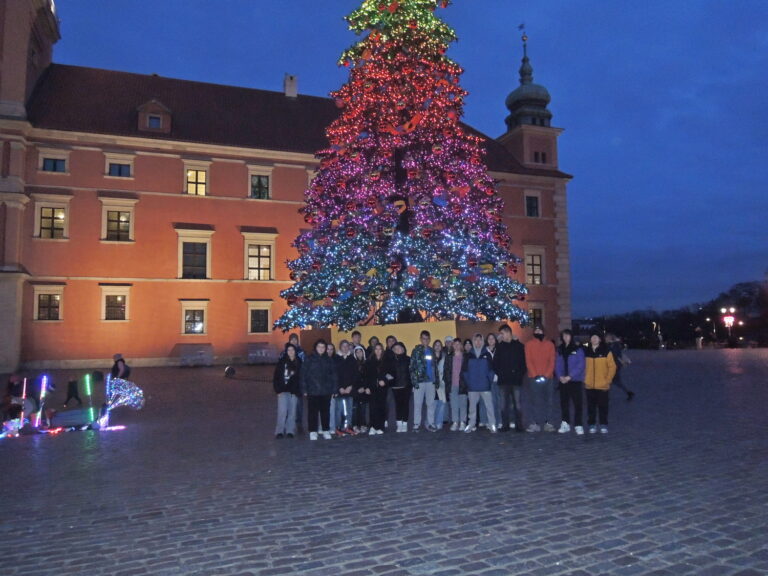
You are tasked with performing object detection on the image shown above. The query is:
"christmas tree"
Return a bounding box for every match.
[275,0,528,331]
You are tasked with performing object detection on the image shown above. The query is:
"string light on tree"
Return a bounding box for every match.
[275,0,528,331]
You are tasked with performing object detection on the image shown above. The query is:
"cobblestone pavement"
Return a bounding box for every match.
[1,349,767,576]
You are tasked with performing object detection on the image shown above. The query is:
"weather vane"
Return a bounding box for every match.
[518,22,527,43]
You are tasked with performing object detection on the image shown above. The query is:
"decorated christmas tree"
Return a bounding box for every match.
[275,0,528,331]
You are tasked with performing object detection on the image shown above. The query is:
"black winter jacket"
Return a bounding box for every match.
[273,356,302,395]
[493,340,527,386]
[300,353,337,396]
[390,353,411,389]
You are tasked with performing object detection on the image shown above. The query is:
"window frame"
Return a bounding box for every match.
[183,160,211,196]
[524,246,546,286]
[100,285,131,322]
[32,193,72,240]
[247,165,274,200]
[247,300,272,335]
[524,191,541,218]
[529,305,545,328]
[32,285,64,322]
[176,228,214,279]
[181,300,208,335]
[37,148,70,174]
[104,152,135,179]
[99,196,138,242]
[242,231,277,281]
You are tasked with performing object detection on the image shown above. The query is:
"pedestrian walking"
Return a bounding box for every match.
[554,329,585,435]
[606,333,635,400]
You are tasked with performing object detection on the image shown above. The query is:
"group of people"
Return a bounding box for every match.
[272,326,633,440]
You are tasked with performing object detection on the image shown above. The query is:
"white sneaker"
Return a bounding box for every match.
[489,425,498,433]
[450,422,459,431]
[574,426,584,435]
[376,428,383,435]
[589,426,597,434]
[526,423,541,433]
[368,428,377,436]
[412,426,420,433]
[558,421,571,434]
[322,431,332,440]
[543,422,556,432]
[309,432,318,441]
[510,423,516,430]
[600,426,608,434]
[463,425,476,433]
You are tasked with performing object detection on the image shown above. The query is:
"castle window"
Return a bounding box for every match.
[100,284,131,321]
[32,192,72,240]
[248,165,274,199]
[181,300,208,334]
[33,285,65,321]
[247,301,272,334]
[525,193,540,218]
[148,115,162,129]
[99,194,138,242]
[38,148,70,174]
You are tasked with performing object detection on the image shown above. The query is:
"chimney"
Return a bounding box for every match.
[284,74,298,98]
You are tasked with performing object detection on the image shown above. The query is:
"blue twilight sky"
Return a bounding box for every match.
[52,0,768,317]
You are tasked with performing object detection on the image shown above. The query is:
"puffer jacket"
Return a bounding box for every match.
[300,353,337,396]
[461,346,495,392]
[584,344,616,390]
[390,353,411,389]
[555,342,586,382]
[273,356,302,395]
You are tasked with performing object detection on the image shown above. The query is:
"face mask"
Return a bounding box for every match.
[534,333,544,341]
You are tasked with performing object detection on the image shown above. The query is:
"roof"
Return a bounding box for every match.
[27,64,569,178]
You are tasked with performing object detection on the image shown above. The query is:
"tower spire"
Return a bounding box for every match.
[504,28,552,130]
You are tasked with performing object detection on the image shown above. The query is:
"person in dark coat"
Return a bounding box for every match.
[300,340,337,440]
[493,324,527,431]
[364,343,392,435]
[334,340,358,436]
[273,344,301,438]
[390,342,411,432]
[351,345,369,432]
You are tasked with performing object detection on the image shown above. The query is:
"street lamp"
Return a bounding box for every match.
[720,307,736,338]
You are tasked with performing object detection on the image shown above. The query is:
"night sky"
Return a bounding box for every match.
[52,0,768,317]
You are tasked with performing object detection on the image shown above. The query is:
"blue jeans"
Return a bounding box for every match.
[334,396,353,430]
[275,393,297,435]
[449,386,467,425]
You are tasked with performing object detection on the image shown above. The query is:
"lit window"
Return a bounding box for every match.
[525,195,540,218]
[99,195,138,242]
[100,285,131,321]
[185,309,205,334]
[32,192,72,240]
[39,207,66,239]
[42,158,66,172]
[105,295,126,320]
[33,285,65,321]
[182,242,208,279]
[241,230,277,280]
[181,300,208,334]
[247,244,272,280]
[526,254,543,285]
[186,169,207,196]
[106,211,131,241]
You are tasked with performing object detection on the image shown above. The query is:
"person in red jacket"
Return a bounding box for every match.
[524,325,556,432]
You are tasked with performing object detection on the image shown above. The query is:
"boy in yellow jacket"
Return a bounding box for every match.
[584,332,617,434]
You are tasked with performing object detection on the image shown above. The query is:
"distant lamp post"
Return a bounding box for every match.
[721,307,736,338]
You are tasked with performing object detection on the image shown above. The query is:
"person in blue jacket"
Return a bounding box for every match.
[461,333,497,433]
[554,329,586,435]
